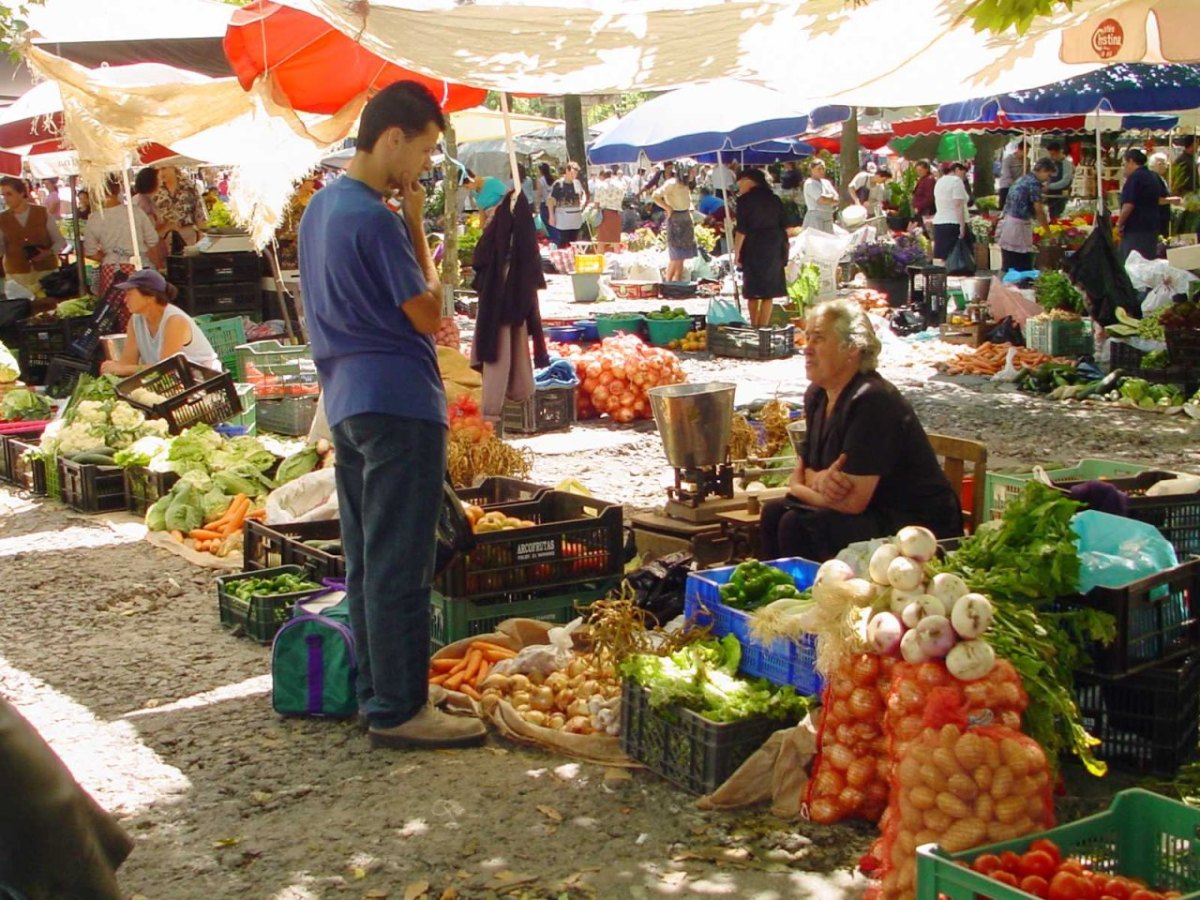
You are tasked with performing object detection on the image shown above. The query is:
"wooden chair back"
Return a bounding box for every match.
[927,433,988,534]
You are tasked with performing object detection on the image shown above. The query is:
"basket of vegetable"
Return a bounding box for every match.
[234,339,318,396]
[57,452,126,513]
[4,437,41,491]
[116,355,241,434]
[1024,312,1093,358]
[0,419,49,484]
[644,306,694,347]
[430,582,612,650]
[1162,301,1200,367]
[609,281,659,300]
[455,476,550,508]
[243,518,344,580]
[44,356,98,400]
[216,565,325,644]
[122,466,180,516]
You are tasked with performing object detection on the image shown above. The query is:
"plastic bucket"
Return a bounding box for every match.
[595,315,644,338]
[574,320,600,342]
[571,273,601,303]
[645,317,693,346]
[546,326,583,342]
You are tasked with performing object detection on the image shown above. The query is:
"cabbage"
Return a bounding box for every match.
[164,484,203,533]
[113,435,172,470]
[214,463,274,499]
[202,486,233,522]
[0,340,17,382]
[275,447,319,485]
[1,389,51,422]
[145,494,172,531]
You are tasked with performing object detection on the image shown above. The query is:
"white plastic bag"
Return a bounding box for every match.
[264,467,338,524]
[4,279,33,301]
[492,618,583,677]
[1125,250,1198,314]
[991,346,1023,383]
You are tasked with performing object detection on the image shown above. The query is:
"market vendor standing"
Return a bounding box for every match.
[98,269,220,376]
[298,81,485,750]
[995,158,1054,273]
[759,298,962,562]
[153,165,207,250]
[1117,148,1172,263]
[733,169,788,328]
[802,160,839,233]
[0,176,67,294]
[84,175,160,330]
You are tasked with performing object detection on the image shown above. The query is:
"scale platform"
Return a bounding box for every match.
[630,511,729,566]
[663,487,789,524]
[192,231,255,254]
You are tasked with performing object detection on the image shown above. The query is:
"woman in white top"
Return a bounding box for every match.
[931,161,971,261]
[802,160,840,233]
[99,268,221,376]
[84,174,160,330]
[652,163,697,282]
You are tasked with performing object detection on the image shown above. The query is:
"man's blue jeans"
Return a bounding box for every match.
[331,413,447,728]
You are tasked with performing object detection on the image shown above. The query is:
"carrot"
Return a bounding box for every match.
[476,659,491,683]
[443,669,469,691]
[244,508,267,521]
[189,528,224,541]
[460,684,482,701]
[468,640,515,655]
[430,658,460,672]
[210,494,249,528]
[461,649,484,685]
[168,530,184,543]
[480,647,516,663]
[429,673,449,685]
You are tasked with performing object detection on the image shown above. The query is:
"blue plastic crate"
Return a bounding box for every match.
[683,557,822,696]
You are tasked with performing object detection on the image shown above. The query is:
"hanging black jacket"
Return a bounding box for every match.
[471,191,550,367]
[1066,209,1139,326]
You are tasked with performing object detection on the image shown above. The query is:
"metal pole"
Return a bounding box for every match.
[119,157,143,269]
[717,149,740,306]
[499,92,522,210]
[1096,117,1104,214]
[69,174,84,293]
[265,241,298,343]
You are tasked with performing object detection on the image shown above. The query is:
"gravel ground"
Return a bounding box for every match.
[0,274,1190,898]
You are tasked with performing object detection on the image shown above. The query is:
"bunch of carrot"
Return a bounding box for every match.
[940,342,1057,377]
[166,493,267,553]
[429,640,517,700]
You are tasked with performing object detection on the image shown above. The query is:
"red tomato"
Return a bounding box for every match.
[992,871,1020,888]
[1020,850,1058,880]
[1030,838,1063,867]
[1060,861,1086,877]
[973,854,1003,876]
[1103,879,1132,900]
[1129,892,1162,900]
[1000,850,1023,875]
[1049,872,1084,900]
[1020,875,1051,898]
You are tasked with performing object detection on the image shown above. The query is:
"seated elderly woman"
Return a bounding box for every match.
[760,298,963,562]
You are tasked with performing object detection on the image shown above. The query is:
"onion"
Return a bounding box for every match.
[900,629,929,664]
[508,674,531,693]
[929,572,970,609]
[531,685,555,712]
[522,710,548,727]
[868,543,901,585]
[564,715,593,734]
[547,712,567,730]
[815,559,856,588]
[946,639,997,681]
[950,592,994,640]
[554,688,576,711]
[914,615,957,659]
[866,611,903,656]
[888,587,924,616]
[544,672,568,694]
[900,594,946,629]
[897,525,938,563]
[842,577,877,608]
[510,690,532,709]
[886,556,924,592]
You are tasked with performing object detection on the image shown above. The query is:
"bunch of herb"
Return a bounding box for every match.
[1034,270,1084,314]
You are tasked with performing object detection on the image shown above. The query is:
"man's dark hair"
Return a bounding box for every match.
[1033,158,1057,174]
[357,82,445,152]
[133,167,158,196]
[1179,135,1196,149]
[0,176,27,195]
[103,173,122,197]
[1045,141,1062,153]
[1124,148,1147,166]
[875,168,892,179]
[916,159,931,173]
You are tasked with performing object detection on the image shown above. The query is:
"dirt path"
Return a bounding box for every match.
[1,278,1192,898]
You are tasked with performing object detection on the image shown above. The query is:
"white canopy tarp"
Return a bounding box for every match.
[285,0,1127,107]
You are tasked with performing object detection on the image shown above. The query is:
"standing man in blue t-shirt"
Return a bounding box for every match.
[298,82,485,750]
[1117,148,1168,264]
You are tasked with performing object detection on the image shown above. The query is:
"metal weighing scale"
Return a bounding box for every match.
[191,229,255,254]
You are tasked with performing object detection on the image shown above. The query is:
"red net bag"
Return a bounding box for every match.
[804,653,897,824]
[876,687,1055,900]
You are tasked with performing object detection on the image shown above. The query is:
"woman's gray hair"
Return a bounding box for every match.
[807,298,880,373]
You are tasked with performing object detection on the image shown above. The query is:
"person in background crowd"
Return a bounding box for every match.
[535,162,555,242]
[1172,135,1197,195]
[996,158,1054,272]
[1043,141,1075,219]
[153,165,207,248]
[41,179,62,218]
[862,167,893,218]
[547,162,586,248]
[780,161,803,192]
[932,161,971,262]
[652,162,697,282]
[84,174,160,328]
[802,159,839,233]
[708,159,737,196]
[847,162,876,204]
[99,269,220,375]
[697,185,725,219]
[1118,148,1175,263]
[592,168,625,248]
[911,160,936,226]
[640,162,667,199]
[132,167,167,270]
[759,298,962,562]
[299,81,486,750]
[734,168,788,328]
[997,143,1026,209]
[1150,153,1174,238]
[76,188,91,221]
[0,175,66,294]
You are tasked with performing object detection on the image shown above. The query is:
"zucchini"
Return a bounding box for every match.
[71,453,119,465]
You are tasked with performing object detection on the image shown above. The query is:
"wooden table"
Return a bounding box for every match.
[716,508,763,562]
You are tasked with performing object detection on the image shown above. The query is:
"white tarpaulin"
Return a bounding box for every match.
[286,0,1132,107]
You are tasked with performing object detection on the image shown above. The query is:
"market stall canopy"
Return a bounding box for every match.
[890,132,976,162]
[891,111,1181,136]
[277,0,1111,107]
[800,120,894,155]
[587,79,845,164]
[693,138,814,165]
[0,80,64,148]
[459,125,570,179]
[25,0,236,77]
[938,63,1200,123]
[1060,0,1200,64]
[223,0,487,117]
[448,108,562,145]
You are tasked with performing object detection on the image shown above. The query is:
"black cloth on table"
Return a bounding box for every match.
[471,191,550,368]
[734,185,788,300]
[760,372,962,562]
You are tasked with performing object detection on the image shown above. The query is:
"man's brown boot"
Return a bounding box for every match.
[368,706,486,749]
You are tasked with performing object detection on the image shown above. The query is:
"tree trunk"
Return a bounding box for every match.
[441,121,459,292]
[839,108,859,205]
[563,94,588,192]
[972,133,1004,199]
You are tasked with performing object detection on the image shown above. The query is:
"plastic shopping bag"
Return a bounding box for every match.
[944,235,977,276]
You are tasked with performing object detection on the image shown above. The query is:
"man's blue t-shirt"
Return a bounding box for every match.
[698,194,725,216]
[1120,165,1165,236]
[298,176,447,429]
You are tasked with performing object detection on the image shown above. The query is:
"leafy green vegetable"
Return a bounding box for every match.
[165,483,203,533]
[1,389,50,422]
[0,339,17,382]
[227,572,320,601]
[276,446,320,485]
[54,296,95,319]
[786,261,823,312]
[1034,270,1083,314]
[145,494,172,531]
[214,463,274,499]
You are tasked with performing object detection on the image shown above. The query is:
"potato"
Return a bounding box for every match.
[973,764,993,793]
[987,818,1034,843]
[1026,794,1046,820]
[894,715,924,743]
[846,756,877,789]
[896,755,922,787]
[907,784,936,811]
[1013,775,1039,799]
[900,800,925,830]
[947,773,978,801]
[953,732,985,771]
[983,739,1001,769]
[994,794,1027,824]
[974,793,994,822]
[1001,738,1031,777]
[935,792,971,819]
[838,786,866,811]
[990,765,1014,800]
[919,764,947,792]
[932,747,963,778]
[923,807,953,832]
[939,816,987,853]
[939,724,962,751]
[896,829,917,858]
[890,841,909,868]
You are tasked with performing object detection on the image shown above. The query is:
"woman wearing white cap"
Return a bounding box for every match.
[98,268,220,376]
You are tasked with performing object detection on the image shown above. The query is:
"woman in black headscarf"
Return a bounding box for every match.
[734,168,789,327]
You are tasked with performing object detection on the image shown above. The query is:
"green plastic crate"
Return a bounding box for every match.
[194,314,247,375]
[216,564,325,645]
[224,383,257,436]
[916,789,1200,900]
[429,581,614,651]
[983,458,1154,521]
[1025,315,1094,357]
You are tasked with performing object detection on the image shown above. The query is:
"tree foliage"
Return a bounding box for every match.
[959,0,1075,34]
[0,1,41,61]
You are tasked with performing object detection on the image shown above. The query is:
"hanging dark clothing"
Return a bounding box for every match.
[735,185,788,300]
[471,191,550,368]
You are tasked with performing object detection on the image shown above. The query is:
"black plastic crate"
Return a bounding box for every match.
[456,476,551,508]
[5,438,40,492]
[1127,492,1200,560]
[115,355,241,433]
[216,564,324,644]
[16,317,94,384]
[1075,654,1200,776]
[501,386,576,434]
[430,582,612,651]
[243,518,344,581]
[435,490,623,602]
[1108,341,1199,392]
[620,680,781,795]
[57,457,126,513]
[167,252,261,287]
[1059,558,1199,675]
[1166,327,1200,367]
[176,281,262,318]
[0,427,45,484]
[68,301,118,359]
[123,466,180,516]
[708,324,794,360]
[44,355,98,399]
